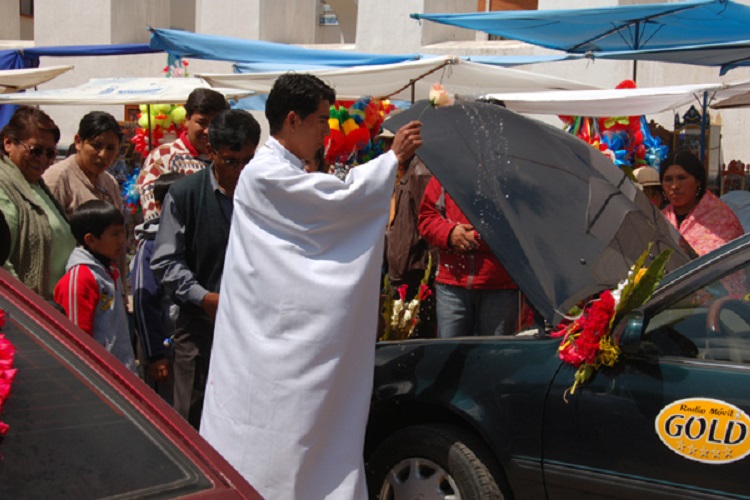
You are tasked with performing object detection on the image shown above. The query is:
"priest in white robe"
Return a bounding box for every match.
[200,73,423,500]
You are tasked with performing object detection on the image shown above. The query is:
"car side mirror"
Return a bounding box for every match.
[611,310,645,356]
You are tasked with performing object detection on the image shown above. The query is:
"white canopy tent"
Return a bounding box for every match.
[0,77,251,105]
[198,56,600,101]
[0,65,74,94]
[0,77,256,149]
[481,80,750,117]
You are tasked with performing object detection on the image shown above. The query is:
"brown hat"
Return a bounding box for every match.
[633,166,660,188]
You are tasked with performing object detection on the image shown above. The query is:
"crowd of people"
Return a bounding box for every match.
[0,72,747,498]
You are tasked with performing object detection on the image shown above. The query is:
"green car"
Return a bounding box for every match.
[366,234,750,499]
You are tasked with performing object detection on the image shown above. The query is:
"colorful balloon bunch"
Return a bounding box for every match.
[325,97,396,167]
[131,103,188,157]
[122,170,141,215]
[559,80,668,171]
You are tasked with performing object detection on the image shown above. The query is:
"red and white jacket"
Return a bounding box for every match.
[418,178,517,290]
[137,131,211,222]
[54,247,136,373]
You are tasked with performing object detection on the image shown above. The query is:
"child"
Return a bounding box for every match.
[55,200,136,372]
[131,172,182,399]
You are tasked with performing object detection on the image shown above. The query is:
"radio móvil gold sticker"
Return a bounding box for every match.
[655,398,750,464]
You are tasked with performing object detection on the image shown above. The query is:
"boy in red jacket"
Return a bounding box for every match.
[55,200,135,372]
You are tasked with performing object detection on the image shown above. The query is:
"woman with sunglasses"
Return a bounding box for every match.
[43,111,124,217]
[0,106,75,299]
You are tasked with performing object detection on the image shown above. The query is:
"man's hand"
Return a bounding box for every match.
[201,292,220,320]
[149,358,170,383]
[390,121,423,165]
[449,224,479,253]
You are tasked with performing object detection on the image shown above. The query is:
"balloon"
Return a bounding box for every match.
[153,103,172,115]
[341,118,359,136]
[324,129,346,163]
[139,104,149,113]
[344,126,370,152]
[138,113,150,129]
[170,106,187,125]
[154,114,172,128]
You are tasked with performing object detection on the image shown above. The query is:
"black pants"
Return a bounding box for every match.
[172,318,213,430]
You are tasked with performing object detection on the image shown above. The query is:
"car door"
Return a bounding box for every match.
[541,255,750,499]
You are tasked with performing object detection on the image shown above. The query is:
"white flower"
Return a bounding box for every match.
[429,83,454,108]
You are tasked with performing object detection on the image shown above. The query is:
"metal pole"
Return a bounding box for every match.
[700,91,708,166]
[147,104,153,151]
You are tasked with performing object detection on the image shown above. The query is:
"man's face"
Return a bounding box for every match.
[292,100,331,162]
[185,112,220,155]
[210,143,257,198]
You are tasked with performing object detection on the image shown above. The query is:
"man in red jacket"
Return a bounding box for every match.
[418,177,519,337]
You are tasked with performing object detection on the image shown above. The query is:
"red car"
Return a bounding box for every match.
[0,267,260,499]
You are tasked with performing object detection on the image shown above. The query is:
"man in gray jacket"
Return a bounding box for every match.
[151,109,260,428]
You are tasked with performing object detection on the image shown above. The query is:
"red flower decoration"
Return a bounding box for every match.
[0,311,16,436]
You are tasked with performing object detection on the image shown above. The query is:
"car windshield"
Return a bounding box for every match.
[0,293,213,498]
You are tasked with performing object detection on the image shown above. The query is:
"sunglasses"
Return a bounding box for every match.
[17,141,57,160]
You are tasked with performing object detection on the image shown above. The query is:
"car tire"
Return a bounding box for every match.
[366,424,508,500]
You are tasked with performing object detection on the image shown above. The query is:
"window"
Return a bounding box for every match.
[19,0,33,16]
[643,262,750,363]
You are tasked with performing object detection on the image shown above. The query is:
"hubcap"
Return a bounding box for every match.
[379,457,460,500]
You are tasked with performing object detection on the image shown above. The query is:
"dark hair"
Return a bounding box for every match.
[184,88,229,118]
[265,73,335,135]
[77,111,124,143]
[69,200,124,245]
[476,97,506,108]
[660,149,707,199]
[153,172,183,205]
[0,106,61,151]
[208,109,261,151]
[307,146,327,172]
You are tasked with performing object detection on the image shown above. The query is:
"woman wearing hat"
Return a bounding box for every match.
[660,150,742,256]
[633,165,664,208]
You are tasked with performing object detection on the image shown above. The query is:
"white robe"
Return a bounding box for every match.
[200,137,397,500]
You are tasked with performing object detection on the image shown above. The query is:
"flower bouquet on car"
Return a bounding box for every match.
[552,243,672,399]
[380,256,433,341]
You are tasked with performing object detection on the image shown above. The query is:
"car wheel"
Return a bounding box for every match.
[366,424,508,500]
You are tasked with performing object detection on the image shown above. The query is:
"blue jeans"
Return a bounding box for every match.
[436,284,519,338]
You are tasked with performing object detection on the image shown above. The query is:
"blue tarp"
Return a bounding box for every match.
[0,43,162,127]
[149,27,419,67]
[0,43,160,72]
[413,0,750,74]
